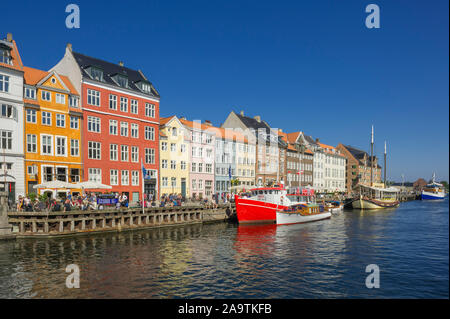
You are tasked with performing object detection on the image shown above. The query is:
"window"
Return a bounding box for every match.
[206,163,212,173]
[191,163,196,172]
[88,168,102,183]
[56,167,67,182]
[109,94,117,110]
[1,104,17,120]
[110,170,119,185]
[87,89,100,106]
[87,116,100,132]
[181,161,186,170]
[25,87,36,99]
[121,145,129,162]
[109,120,118,135]
[42,111,51,125]
[145,103,155,117]
[26,134,37,153]
[131,99,138,114]
[180,144,186,153]
[28,165,37,176]
[145,126,154,140]
[120,122,128,136]
[131,171,139,186]
[145,148,155,164]
[140,82,152,94]
[198,163,203,173]
[55,93,65,104]
[170,160,176,169]
[70,139,79,157]
[131,146,139,162]
[162,159,168,169]
[161,142,167,151]
[116,75,128,88]
[26,109,37,123]
[172,127,177,136]
[170,143,176,152]
[56,114,65,128]
[41,90,51,101]
[108,144,118,162]
[88,141,101,159]
[171,177,176,187]
[89,67,103,81]
[0,49,12,65]
[198,180,203,190]
[162,177,168,187]
[41,135,52,155]
[69,116,79,129]
[55,137,67,156]
[206,135,212,144]
[131,123,139,138]
[121,170,129,185]
[0,74,10,92]
[120,97,128,112]
[69,96,79,108]
[192,179,196,190]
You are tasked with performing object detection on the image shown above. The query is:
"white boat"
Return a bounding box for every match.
[276,204,331,225]
[421,173,446,200]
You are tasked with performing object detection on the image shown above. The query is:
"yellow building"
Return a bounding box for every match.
[23,66,82,198]
[159,116,190,198]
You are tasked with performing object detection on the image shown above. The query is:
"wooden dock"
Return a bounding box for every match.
[4,204,236,238]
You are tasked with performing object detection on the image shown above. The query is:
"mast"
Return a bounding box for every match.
[370,125,374,187]
[384,141,387,188]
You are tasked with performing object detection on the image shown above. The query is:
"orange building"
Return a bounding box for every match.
[23,66,83,197]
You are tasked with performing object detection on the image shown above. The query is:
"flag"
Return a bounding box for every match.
[141,160,148,179]
[228,166,232,179]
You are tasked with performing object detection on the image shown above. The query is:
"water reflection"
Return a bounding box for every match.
[0,200,447,298]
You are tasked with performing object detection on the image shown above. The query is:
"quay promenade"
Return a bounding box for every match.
[1,204,235,239]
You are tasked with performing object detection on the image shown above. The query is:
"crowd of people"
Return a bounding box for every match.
[13,191,237,213]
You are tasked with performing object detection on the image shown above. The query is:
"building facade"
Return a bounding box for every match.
[52,44,160,203]
[317,142,346,193]
[284,131,314,190]
[159,116,190,198]
[0,33,25,201]
[222,111,283,187]
[23,66,82,198]
[179,118,215,199]
[336,144,382,193]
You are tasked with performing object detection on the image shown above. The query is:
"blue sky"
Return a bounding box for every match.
[2,0,448,182]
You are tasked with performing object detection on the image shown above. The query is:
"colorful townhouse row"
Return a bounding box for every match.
[0,34,382,203]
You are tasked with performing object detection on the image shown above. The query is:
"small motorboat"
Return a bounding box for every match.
[276,204,331,225]
[323,200,343,214]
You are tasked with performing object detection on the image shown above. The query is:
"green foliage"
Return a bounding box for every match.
[28,193,37,202]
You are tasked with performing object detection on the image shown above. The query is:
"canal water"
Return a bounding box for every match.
[0,199,448,298]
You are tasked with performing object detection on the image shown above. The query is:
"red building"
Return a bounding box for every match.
[52,44,160,203]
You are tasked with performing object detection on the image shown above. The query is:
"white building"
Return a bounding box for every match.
[317,142,346,193]
[0,33,25,202]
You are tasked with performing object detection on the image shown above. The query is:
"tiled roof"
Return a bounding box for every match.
[72,51,160,98]
[287,132,301,144]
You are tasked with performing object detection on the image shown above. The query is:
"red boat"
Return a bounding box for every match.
[235,186,315,224]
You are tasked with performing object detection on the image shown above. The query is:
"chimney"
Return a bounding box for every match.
[67,43,72,52]
[6,33,12,42]
[240,110,244,116]
[254,115,261,123]
[278,128,283,133]
[119,61,124,67]
[204,120,212,126]
[315,138,320,143]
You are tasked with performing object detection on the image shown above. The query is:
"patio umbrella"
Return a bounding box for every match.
[33,180,79,189]
[74,181,112,190]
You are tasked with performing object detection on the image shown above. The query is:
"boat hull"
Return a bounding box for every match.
[276,211,331,225]
[351,198,400,210]
[235,195,289,224]
[421,191,446,200]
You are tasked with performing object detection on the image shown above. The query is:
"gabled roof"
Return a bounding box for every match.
[343,145,367,160]
[71,51,160,98]
[287,132,301,144]
[23,66,79,95]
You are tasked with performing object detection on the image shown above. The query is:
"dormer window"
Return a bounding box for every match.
[86,66,103,81]
[115,74,128,88]
[0,47,12,65]
[24,87,36,99]
[139,81,152,94]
